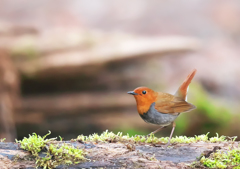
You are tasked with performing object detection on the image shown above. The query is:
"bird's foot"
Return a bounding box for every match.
[163,141,172,148]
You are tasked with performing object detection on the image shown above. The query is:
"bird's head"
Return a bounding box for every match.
[128,87,157,108]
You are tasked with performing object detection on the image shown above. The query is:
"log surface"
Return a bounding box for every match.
[0,141,236,169]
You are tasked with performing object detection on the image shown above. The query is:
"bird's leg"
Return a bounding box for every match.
[147,126,167,137]
[165,121,176,147]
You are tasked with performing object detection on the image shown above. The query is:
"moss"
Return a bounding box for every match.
[16,131,56,156]
[36,143,86,168]
[209,133,227,143]
[15,130,237,168]
[10,37,40,61]
[16,131,86,169]
[149,154,157,161]
[193,147,240,169]
[75,130,230,145]
[0,138,6,142]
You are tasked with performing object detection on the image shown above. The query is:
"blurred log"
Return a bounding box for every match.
[0,26,200,79]
[15,92,155,139]
[0,50,19,141]
[15,36,200,77]
[15,92,138,137]
[0,26,200,76]
[20,92,134,112]
[0,22,38,36]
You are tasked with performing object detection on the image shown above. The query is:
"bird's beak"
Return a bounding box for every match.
[127,91,138,95]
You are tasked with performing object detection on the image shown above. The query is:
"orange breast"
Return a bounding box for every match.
[134,92,158,115]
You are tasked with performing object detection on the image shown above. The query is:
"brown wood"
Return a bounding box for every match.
[16,36,199,77]
[0,50,19,141]
[0,141,238,168]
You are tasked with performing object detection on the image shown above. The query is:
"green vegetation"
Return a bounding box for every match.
[11,41,40,61]
[16,131,86,169]
[192,147,240,169]
[36,143,85,168]
[75,130,229,144]
[16,131,56,156]
[185,83,234,136]
[209,133,228,143]
[0,138,6,142]
[191,134,238,168]
[14,130,239,169]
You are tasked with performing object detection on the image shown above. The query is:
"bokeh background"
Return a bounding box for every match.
[0,0,240,141]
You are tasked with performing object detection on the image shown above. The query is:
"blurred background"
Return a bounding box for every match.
[0,0,240,141]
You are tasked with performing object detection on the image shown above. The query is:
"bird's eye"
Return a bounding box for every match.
[142,90,146,94]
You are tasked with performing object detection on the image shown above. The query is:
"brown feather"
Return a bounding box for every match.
[154,93,196,114]
[175,69,197,100]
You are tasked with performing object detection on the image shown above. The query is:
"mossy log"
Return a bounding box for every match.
[0,141,238,169]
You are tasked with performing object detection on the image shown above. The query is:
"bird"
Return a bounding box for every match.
[127,69,197,146]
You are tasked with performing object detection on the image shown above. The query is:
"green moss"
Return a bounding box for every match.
[16,131,86,169]
[209,133,227,143]
[0,138,6,142]
[198,147,240,168]
[36,143,86,168]
[195,133,209,142]
[10,40,40,60]
[75,130,230,145]
[150,154,157,161]
[145,133,161,143]
[16,131,56,156]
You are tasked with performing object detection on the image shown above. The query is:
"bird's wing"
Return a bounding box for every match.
[154,93,196,114]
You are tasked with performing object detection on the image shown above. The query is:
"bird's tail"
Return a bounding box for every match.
[175,69,197,101]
